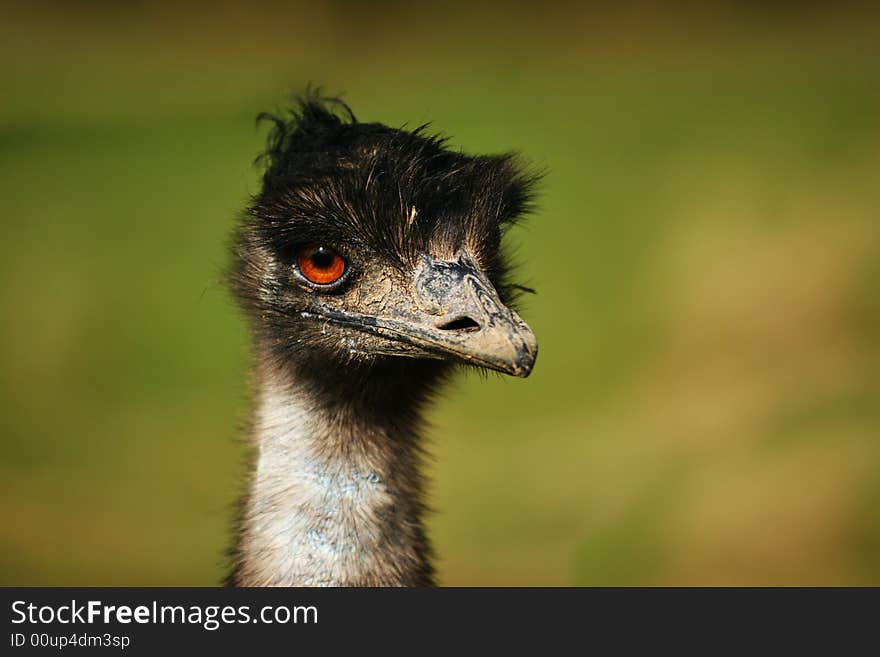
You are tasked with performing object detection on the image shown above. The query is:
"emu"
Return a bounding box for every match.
[226,94,538,586]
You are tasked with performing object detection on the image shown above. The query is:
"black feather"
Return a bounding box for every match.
[247,92,538,281]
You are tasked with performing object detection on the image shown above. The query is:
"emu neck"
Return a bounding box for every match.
[233,361,435,587]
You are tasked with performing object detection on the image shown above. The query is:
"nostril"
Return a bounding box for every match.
[436,316,481,332]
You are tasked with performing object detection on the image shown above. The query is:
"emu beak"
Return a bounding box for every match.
[312,254,537,377]
[401,253,538,377]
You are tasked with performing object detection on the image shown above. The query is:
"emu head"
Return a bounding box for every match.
[232,96,538,384]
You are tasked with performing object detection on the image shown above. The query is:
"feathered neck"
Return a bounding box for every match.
[228,356,441,586]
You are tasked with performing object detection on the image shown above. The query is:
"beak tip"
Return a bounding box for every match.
[511,340,538,378]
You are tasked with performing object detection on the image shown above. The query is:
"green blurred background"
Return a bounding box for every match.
[2,1,879,585]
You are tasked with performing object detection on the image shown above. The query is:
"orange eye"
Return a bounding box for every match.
[297,245,347,286]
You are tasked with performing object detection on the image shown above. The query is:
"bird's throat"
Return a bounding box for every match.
[230,363,434,586]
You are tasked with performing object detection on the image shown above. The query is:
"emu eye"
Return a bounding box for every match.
[296,245,347,286]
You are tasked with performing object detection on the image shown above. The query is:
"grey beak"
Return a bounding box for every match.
[403,253,538,377]
[308,253,538,377]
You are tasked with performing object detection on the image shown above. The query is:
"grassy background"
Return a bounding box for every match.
[1,1,879,585]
